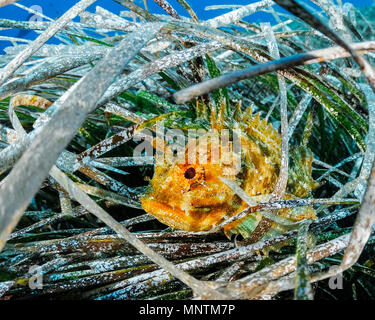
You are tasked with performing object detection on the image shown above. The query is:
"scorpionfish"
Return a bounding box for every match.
[141,103,319,242]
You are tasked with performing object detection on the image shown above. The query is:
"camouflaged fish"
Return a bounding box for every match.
[141,103,319,243]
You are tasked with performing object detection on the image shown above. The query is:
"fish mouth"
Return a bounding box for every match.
[140,198,210,232]
[192,206,211,212]
[141,196,233,232]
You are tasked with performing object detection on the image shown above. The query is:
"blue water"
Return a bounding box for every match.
[0,0,374,53]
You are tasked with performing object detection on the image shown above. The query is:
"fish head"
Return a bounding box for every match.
[140,135,242,231]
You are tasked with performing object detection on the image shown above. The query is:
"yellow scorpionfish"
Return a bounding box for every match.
[141,103,319,242]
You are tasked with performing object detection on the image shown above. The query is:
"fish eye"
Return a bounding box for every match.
[184,167,196,180]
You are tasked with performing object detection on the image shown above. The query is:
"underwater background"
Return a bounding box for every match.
[0,0,374,53]
[1,0,375,301]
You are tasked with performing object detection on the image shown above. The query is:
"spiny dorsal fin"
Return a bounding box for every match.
[241,106,253,123]
[242,111,281,161]
[233,101,242,122]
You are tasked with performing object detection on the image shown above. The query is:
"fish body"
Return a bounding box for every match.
[141,106,318,242]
